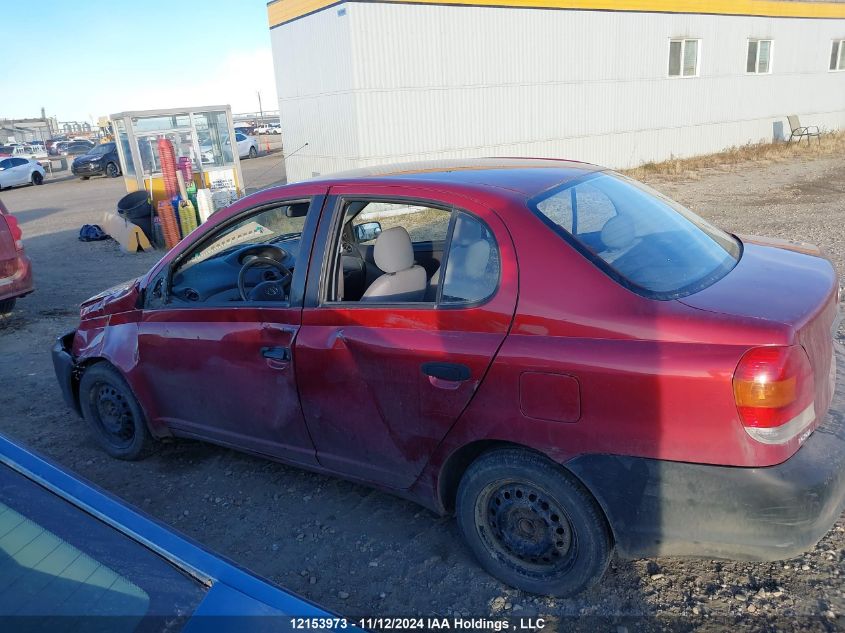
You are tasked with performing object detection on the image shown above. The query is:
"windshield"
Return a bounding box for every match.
[88,143,114,156]
[530,171,741,299]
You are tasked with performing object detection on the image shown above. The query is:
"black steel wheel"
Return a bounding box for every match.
[79,363,155,460]
[480,480,576,573]
[457,448,612,596]
[106,162,120,178]
[31,171,43,185]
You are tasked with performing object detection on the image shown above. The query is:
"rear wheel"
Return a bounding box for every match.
[456,448,612,596]
[106,162,120,178]
[31,171,43,185]
[0,298,15,315]
[79,363,155,460]
[248,146,257,159]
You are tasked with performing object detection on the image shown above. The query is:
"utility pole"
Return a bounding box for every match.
[257,90,264,124]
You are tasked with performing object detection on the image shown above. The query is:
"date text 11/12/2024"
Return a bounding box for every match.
[290,617,548,631]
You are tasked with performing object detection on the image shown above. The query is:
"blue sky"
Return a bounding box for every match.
[1,0,277,123]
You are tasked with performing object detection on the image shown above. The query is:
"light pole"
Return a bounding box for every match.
[257,90,264,125]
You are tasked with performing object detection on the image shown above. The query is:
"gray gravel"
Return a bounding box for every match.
[0,151,842,632]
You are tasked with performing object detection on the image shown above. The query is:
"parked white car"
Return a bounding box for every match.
[199,133,259,164]
[235,133,259,158]
[0,157,46,189]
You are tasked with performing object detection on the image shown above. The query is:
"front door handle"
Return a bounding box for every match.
[421,362,470,382]
[261,346,290,361]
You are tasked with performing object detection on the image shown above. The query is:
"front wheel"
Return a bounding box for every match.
[248,146,257,159]
[0,298,15,315]
[456,448,612,596]
[79,363,155,460]
[106,162,120,178]
[31,171,43,185]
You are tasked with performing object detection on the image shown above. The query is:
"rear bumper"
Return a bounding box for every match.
[567,408,845,561]
[52,330,81,416]
[0,252,33,301]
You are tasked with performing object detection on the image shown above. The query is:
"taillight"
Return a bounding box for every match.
[733,345,815,444]
[3,214,23,250]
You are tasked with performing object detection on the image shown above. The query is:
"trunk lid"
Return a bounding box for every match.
[681,236,840,439]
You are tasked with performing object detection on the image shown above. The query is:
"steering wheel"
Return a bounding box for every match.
[237,256,292,301]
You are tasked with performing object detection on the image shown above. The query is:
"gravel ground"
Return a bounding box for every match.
[0,151,843,632]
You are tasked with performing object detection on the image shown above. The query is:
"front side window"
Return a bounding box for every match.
[831,40,845,71]
[747,39,772,73]
[530,172,741,298]
[168,201,311,305]
[668,39,699,77]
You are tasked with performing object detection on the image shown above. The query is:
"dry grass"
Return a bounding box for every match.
[623,131,845,181]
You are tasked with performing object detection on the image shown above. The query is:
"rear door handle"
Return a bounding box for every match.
[421,362,470,382]
[261,346,290,361]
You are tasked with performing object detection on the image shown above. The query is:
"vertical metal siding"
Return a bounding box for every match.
[271,5,361,179]
[274,3,845,182]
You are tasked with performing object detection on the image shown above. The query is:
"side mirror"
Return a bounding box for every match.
[354,221,382,243]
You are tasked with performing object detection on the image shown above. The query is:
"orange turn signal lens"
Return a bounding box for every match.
[733,375,796,408]
[732,345,815,434]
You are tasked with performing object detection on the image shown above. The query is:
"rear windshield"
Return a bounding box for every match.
[529,171,741,299]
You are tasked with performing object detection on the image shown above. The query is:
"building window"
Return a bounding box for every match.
[668,39,699,77]
[831,40,845,71]
[747,39,772,73]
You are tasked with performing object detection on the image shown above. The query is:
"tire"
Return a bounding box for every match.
[31,171,43,185]
[248,146,257,159]
[106,162,120,178]
[78,363,155,460]
[81,176,90,180]
[0,298,15,315]
[456,448,612,596]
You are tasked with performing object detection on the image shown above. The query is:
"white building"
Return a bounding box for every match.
[268,0,845,183]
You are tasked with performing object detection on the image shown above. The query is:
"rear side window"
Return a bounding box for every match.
[531,172,740,299]
[440,213,499,304]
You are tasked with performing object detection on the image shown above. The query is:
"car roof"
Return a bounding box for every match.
[309,158,605,198]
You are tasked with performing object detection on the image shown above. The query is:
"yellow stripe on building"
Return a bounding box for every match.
[268,0,845,28]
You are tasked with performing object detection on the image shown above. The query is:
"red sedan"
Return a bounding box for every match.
[52,159,843,596]
[0,198,33,315]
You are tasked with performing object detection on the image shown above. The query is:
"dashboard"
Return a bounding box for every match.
[170,238,302,304]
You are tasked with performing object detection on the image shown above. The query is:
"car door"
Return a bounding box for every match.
[8,158,30,186]
[295,184,518,488]
[134,191,326,466]
[0,159,14,187]
[235,133,248,158]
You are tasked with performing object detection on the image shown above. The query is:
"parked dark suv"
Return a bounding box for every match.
[71,143,121,179]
